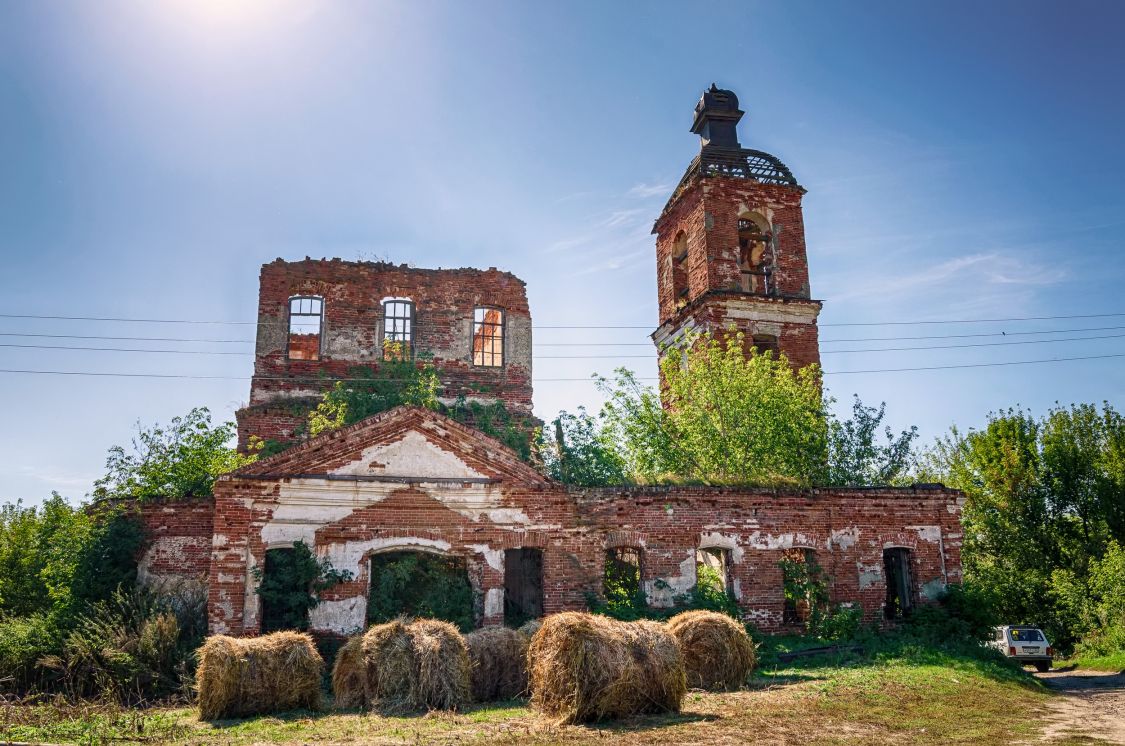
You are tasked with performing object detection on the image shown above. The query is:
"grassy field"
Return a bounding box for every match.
[1066,650,1125,672]
[1,646,1078,745]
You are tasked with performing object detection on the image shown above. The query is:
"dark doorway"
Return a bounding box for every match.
[367,551,474,631]
[604,547,643,606]
[504,548,543,626]
[258,547,307,633]
[883,548,915,619]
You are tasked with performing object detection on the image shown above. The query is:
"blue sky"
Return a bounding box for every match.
[2,0,1124,503]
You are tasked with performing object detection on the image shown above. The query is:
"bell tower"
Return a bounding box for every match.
[652,85,822,369]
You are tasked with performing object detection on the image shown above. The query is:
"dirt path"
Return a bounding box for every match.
[1037,669,1125,744]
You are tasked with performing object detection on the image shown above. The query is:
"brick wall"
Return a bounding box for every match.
[128,496,215,589]
[203,409,963,637]
[236,258,534,449]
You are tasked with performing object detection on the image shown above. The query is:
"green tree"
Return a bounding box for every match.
[918,403,1125,651]
[253,541,352,632]
[599,331,828,486]
[827,396,918,486]
[92,408,254,501]
[540,408,629,486]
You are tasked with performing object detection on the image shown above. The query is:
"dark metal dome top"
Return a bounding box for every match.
[660,85,800,218]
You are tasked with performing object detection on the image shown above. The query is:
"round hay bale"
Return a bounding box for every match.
[517,618,541,639]
[407,619,471,711]
[527,612,686,724]
[331,634,367,709]
[196,631,323,721]
[666,610,756,691]
[465,626,529,701]
[360,619,418,714]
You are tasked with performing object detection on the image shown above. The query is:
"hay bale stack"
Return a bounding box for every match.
[465,626,529,701]
[359,618,472,713]
[331,634,367,709]
[360,619,418,713]
[196,631,323,720]
[665,610,756,691]
[517,618,541,639]
[527,612,686,724]
[409,619,471,711]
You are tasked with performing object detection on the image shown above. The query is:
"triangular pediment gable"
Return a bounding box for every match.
[227,406,549,487]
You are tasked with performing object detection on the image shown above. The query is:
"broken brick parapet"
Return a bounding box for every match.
[237,259,534,450]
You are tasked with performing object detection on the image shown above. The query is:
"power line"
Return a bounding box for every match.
[7,309,1125,329]
[7,329,1125,358]
[0,332,253,344]
[3,349,1125,382]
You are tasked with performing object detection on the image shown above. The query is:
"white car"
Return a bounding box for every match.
[990,625,1053,672]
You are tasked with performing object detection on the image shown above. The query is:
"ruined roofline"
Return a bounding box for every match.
[566,483,959,499]
[263,256,527,286]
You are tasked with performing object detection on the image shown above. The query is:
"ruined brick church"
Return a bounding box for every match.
[135,87,963,636]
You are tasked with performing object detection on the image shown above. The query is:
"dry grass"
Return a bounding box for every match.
[518,619,542,638]
[359,618,471,713]
[195,631,322,721]
[330,634,366,709]
[666,610,756,691]
[527,612,687,724]
[465,626,529,701]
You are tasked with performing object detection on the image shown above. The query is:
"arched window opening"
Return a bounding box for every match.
[671,231,689,304]
[472,307,504,367]
[696,547,732,595]
[737,214,774,296]
[367,550,474,631]
[382,298,414,360]
[883,547,915,620]
[504,547,543,626]
[287,296,323,361]
[604,547,643,606]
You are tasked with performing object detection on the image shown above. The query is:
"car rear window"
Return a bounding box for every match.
[1009,628,1044,641]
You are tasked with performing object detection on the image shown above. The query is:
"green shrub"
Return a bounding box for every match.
[254,541,352,633]
[41,585,206,703]
[588,565,742,623]
[0,613,60,693]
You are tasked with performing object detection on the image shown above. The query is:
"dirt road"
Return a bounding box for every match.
[1037,669,1125,744]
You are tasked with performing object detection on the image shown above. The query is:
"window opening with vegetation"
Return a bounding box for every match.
[883,547,915,619]
[780,547,825,626]
[503,548,543,627]
[367,551,475,632]
[255,541,351,633]
[382,299,414,360]
[696,547,732,595]
[287,296,323,361]
[472,307,504,367]
[603,547,643,607]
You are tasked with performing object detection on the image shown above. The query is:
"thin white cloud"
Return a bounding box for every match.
[626,182,672,199]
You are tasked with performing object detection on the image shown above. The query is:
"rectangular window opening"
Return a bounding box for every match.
[782,547,817,626]
[504,548,543,627]
[696,547,732,595]
[472,308,504,367]
[287,296,323,361]
[382,300,414,360]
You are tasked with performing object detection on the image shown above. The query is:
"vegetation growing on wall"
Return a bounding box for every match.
[253,541,352,633]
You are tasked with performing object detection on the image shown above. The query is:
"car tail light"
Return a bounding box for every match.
[1047,646,1054,656]
[1009,646,1016,656]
